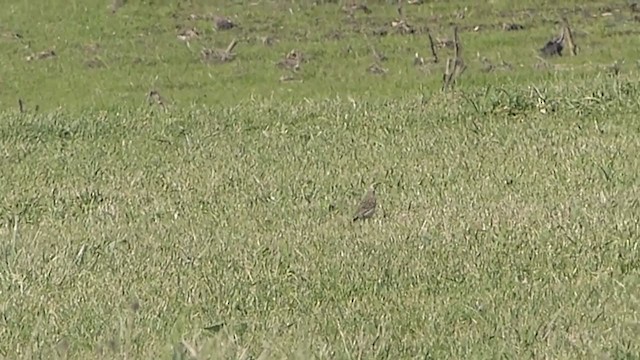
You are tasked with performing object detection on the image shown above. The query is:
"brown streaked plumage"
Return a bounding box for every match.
[148,90,165,108]
[353,184,377,221]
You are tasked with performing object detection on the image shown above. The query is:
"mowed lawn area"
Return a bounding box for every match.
[1,0,639,358]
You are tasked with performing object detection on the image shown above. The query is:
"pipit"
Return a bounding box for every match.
[353,184,377,221]
[148,90,165,107]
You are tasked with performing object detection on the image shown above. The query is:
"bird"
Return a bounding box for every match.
[353,184,378,221]
[148,90,166,108]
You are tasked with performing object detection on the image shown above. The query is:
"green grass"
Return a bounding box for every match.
[1,0,640,359]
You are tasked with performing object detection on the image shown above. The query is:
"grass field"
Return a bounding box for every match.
[1,0,640,359]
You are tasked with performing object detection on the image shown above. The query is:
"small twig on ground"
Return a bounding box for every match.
[453,26,466,76]
[225,39,237,54]
[561,17,578,56]
[453,27,462,58]
[442,26,466,90]
[442,58,453,91]
[426,27,438,63]
[201,39,238,63]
